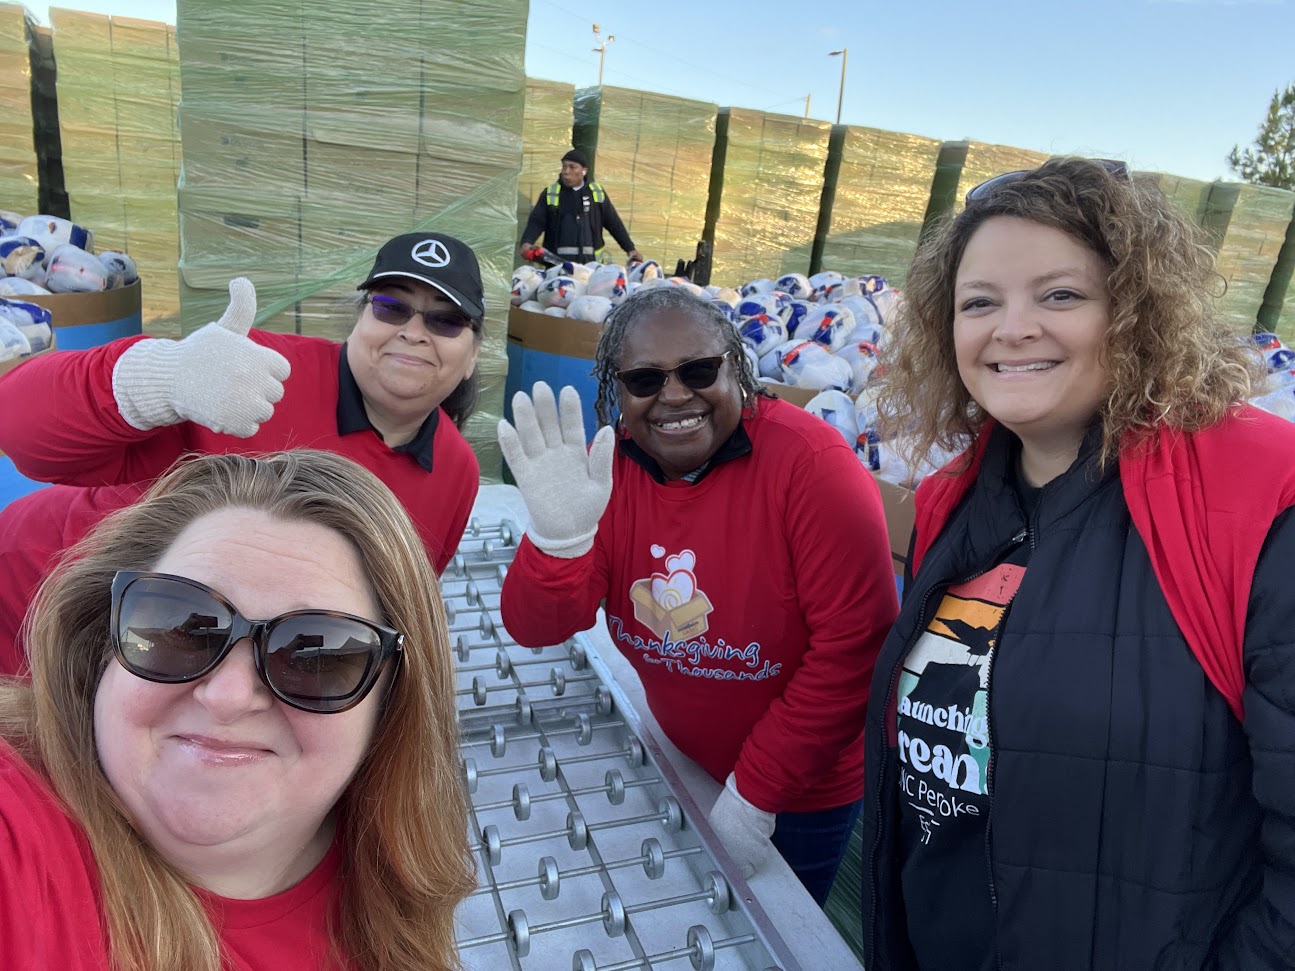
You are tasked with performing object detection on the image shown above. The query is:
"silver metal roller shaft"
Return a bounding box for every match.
[571,924,768,971]
[469,837,702,901]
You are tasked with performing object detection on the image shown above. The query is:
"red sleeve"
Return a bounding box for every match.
[500,531,611,648]
[733,443,899,811]
[0,335,188,486]
[0,744,107,967]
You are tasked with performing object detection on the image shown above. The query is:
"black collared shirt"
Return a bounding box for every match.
[617,421,753,484]
[335,343,438,472]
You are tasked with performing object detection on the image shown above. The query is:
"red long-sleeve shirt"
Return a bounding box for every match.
[0,331,479,674]
[501,395,898,813]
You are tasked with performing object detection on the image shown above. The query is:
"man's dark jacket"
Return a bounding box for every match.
[520,180,635,256]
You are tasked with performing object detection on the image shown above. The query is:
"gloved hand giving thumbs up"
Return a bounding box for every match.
[111,277,291,437]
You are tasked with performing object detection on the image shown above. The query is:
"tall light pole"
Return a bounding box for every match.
[803,93,812,119]
[828,48,848,124]
[593,24,615,86]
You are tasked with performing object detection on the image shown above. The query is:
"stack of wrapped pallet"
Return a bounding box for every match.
[814,125,940,288]
[573,85,716,271]
[0,4,38,214]
[1204,181,1295,331]
[50,8,181,330]
[1134,171,1213,228]
[176,0,525,479]
[518,78,574,234]
[707,108,831,284]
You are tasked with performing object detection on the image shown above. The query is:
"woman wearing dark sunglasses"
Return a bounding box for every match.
[495,286,899,905]
[0,231,486,677]
[860,157,1295,969]
[0,450,473,971]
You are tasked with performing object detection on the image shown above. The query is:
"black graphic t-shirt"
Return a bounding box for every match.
[896,541,1030,970]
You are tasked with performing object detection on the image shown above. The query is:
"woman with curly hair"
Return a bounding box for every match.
[495,286,898,902]
[860,157,1295,969]
[0,450,474,971]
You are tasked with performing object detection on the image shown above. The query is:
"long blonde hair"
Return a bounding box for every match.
[0,450,474,971]
[877,156,1262,469]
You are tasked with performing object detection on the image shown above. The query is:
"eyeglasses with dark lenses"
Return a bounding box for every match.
[109,571,404,715]
[368,294,475,338]
[964,159,1131,204]
[615,352,730,398]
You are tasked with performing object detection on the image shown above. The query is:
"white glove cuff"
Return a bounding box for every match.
[112,338,180,431]
[724,773,776,827]
[527,525,597,559]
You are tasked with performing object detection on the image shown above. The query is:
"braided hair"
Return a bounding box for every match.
[591,286,767,427]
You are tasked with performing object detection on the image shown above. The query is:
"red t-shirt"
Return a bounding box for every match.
[0,739,346,970]
[501,395,898,814]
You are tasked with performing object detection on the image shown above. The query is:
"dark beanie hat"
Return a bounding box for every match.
[561,148,589,168]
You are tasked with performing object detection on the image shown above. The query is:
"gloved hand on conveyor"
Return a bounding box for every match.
[498,381,614,559]
[706,773,776,879]
[111,277,291,438]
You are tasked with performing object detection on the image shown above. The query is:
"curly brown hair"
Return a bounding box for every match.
[876,156,1262,470]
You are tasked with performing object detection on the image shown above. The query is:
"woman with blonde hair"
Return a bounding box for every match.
[0,449,474,971]
[860,157,1295,968]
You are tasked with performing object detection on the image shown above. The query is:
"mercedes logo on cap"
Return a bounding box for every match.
[411,238,451,268]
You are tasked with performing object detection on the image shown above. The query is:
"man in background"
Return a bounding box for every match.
[520,149,642,263]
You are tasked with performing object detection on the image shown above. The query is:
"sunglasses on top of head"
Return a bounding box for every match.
[368,294,476,338]
[964,159,1131,204]
[615,351,730,398]
[109,571,404,715]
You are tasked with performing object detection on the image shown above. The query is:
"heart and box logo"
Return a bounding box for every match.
[629,546,713,641]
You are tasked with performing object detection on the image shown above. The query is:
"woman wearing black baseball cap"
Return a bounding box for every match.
[0,231,488,676]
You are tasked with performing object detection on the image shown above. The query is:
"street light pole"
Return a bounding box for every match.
[593,24,615,86]
[829,48,848,124]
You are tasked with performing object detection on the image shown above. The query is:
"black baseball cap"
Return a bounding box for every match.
[357,232,486,319]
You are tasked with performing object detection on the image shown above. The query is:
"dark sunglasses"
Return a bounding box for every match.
[964,159,1131,204]
[615,352,730,398]
[368,294,476,338]
[110,571,403,715]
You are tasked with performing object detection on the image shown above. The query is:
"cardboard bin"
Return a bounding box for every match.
[23,281,143,350]
[506,306,605,444]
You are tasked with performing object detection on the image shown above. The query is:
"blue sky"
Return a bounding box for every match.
[28,0,1293,182]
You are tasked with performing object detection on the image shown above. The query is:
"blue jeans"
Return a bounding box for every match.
[772,798,864,905]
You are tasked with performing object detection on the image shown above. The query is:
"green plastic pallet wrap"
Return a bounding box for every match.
[0,4,38,215]
[952,140,1051,207]
[518,77,573,236]
[1205,181,1295,331]
[176,0,526,481]
[1263,214,1295,340]
[814,124,940,288]
[707,107,831,286]
[1134,171,1213,231]
[51,7,181,331]
[572,85,716,271]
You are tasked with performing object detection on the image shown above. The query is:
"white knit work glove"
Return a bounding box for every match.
[706,773,776,879]
[111,277,290,437]
[497,381,614,559]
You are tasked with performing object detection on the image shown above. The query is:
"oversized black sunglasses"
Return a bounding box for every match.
[110,571,404,715]
[368,294,476,338]
[615,352,730,398]
[964,159,1131,204]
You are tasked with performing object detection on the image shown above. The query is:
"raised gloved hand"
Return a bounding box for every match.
[111,277,291,437]
[706,773,776,879]
[497,381,614,559]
